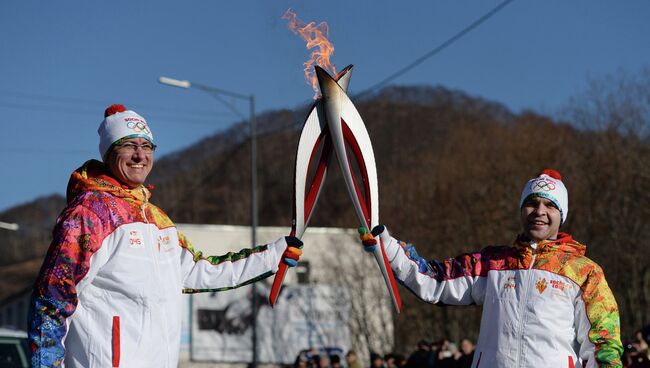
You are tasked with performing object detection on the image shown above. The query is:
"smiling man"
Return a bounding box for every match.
[28,104,303,368]
[104,136,154,187]
[361,169,623,368]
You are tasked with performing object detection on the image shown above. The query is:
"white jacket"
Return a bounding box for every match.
[378,228,623,368]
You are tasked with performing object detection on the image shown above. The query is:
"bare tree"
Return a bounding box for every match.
[318,233,395,362]
[561,67,650,335]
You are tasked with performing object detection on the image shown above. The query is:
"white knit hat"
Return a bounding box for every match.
[98,104,154,159]
[519,169,568,224]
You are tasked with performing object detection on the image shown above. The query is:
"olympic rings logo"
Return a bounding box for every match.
[127,121,151,135]
[531,178,556,191]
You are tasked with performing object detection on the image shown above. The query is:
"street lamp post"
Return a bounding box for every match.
[158,76,259,367]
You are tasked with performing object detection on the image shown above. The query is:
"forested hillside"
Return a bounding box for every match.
[2,71,648,350]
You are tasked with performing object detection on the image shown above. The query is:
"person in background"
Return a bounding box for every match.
[369,352,385,368]
[436,340,460,368]
[406,339,434,368]
[622,341,650,368]
[293,351,311,368]
[456,338,475,368]
[330,354,342,368]
[317,353,331,368]
[360,169,623,367]
[28,104,303,368]
[384,353,397,368]
[429,340,442,367]
[393,353,407,367]
[346,350,363,368]
[633,330,650,360]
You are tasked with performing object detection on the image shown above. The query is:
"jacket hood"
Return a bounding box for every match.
[66,159,151,205]
[514,232,586,257]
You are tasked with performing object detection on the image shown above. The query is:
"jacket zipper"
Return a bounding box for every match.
[141,189,172,367]
[515,242,537,368]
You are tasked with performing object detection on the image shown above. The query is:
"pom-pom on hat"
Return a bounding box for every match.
[519,169,569,224]
[98,104,154,159]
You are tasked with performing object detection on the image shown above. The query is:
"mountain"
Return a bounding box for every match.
[0,194,65,266]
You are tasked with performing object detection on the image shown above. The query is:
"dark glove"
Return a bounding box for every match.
[358,225,386,253]
[282,236,303,267]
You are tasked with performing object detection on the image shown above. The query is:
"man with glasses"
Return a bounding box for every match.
[28,104,303,367]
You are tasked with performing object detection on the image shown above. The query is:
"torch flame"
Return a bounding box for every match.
[282,9,337,99]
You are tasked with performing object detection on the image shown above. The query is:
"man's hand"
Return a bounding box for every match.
[282,236,303,267]
[358,225,386,252]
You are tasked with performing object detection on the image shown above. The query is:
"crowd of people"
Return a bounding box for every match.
[398,338,475,368]
[291,337,476,368]
[292,326,650,368]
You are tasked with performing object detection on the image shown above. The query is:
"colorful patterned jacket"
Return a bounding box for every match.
[376,227,623,368]
[29,160,288,367]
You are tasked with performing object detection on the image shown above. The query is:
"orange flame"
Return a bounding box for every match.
[282,9,337,99]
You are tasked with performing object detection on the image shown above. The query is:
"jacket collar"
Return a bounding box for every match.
[66,159,151,205]
[513,232,586,256]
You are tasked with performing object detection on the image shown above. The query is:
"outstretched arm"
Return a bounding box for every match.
[364,225,487,305]
[179,232,302,293]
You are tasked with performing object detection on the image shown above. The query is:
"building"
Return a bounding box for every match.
[177,224,394,367]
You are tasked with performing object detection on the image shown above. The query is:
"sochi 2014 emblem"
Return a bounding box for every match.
[531,178,556,192]
[124,117,151,135]
[535,278,548,294]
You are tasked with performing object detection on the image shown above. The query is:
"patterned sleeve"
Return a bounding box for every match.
[177,230,285,293]
[28,206,104,367]
[575,264,623,368]
[383,232,491,305]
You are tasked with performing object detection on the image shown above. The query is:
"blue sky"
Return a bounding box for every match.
[0,1,648,212]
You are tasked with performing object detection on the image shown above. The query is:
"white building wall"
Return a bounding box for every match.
[176,224,394,367]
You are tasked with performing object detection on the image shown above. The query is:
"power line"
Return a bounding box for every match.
[0,90,107,107]
[354,0,515,99]
[0,101,96,115]
[0,148,95,155]
[0,100,237,126]
[1,3,514,157]
[0,90,233,118]
[266,2,515,135]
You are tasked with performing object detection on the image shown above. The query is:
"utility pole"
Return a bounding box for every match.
[159,76,259,367]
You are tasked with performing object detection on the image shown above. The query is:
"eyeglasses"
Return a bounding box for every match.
[114,142,157,154]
